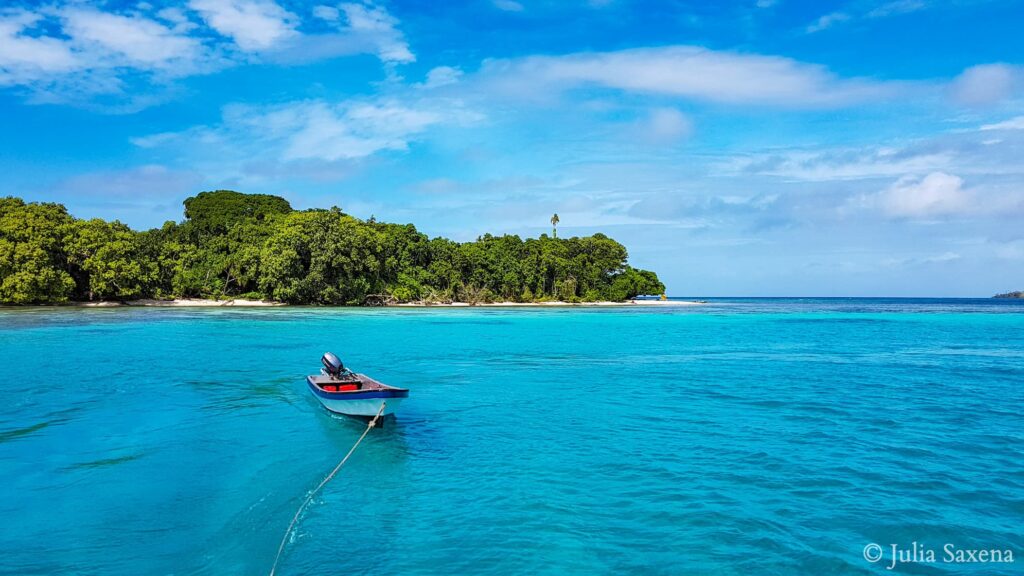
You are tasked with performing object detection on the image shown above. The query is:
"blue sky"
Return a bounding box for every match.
[2,0,1023,296]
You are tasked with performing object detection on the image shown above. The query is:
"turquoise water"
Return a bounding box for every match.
[1,300,1022,575]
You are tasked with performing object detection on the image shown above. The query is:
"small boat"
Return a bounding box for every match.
[306,352,409,418]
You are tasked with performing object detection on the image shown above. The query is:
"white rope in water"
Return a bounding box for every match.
[269,401,387,576]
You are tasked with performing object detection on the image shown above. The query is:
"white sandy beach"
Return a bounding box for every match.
[74,298,286,307]
[72,298,703,308]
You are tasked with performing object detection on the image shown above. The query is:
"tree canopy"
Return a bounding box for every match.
[183,190,293,235]
[0,191,665,305]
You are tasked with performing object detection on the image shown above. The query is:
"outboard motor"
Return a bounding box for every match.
[321,352,345,377]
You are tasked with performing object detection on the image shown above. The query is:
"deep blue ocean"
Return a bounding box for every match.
[1,299,1022,575]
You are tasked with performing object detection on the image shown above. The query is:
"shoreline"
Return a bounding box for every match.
[58,298,704,308]
[393,299,703,307]
[71,298,287,307]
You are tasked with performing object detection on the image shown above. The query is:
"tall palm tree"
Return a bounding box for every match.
[550,213,559,238]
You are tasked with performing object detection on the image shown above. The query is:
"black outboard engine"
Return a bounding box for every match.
[321,352,345,377]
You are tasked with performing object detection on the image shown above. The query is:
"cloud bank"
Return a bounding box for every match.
[476,46,905,107]
[0,1,412,105]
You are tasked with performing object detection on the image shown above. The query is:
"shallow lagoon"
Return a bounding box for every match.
[1,300,1022,574]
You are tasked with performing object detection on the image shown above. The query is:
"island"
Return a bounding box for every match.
[0,191,666,306]
[993,291,1024,299]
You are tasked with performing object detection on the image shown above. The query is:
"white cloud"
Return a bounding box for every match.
[493,0,525,11]
[422,66,463,88]
[980,116,1024,131]
[276,102,441,161]
[155,7,198,32]
[866,0,926,19]
[923,251,961,263]
[951,64,1021,106]
[0,7,213,98]
[877,172,972,218]
[132,95,481,169]
[727,147,954,181]
[727,118,1024,185]
[478,46,901,107]
[0,11,80,85]
[60,8,204,72]
[233,2,414,67]
[0,1,414,107]
[312,5,341,21]
[188,0,298,51]
[806,1,927,33]
[629,191,779,221]
[881,251,961,268]
[338,2,414,63]
[633,107,692,145]
[130,131,182,148]
[806,12,849,33]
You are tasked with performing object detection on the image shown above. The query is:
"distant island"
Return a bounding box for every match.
[993,291,1024,299]
[0,191,664,306]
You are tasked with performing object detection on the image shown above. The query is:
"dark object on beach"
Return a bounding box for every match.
[363,294,397,306]
[307,352,409,418]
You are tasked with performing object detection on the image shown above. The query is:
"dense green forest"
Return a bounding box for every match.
[0,191,665,305]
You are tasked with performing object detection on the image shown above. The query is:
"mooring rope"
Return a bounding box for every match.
[269,401,387,576]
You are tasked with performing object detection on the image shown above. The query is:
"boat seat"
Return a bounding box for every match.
[311,374,379,391]
[319,383,361,392]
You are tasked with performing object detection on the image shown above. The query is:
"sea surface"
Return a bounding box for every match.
[0,298,1022,575]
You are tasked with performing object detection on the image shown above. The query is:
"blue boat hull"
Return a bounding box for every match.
[306,376,409,416]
